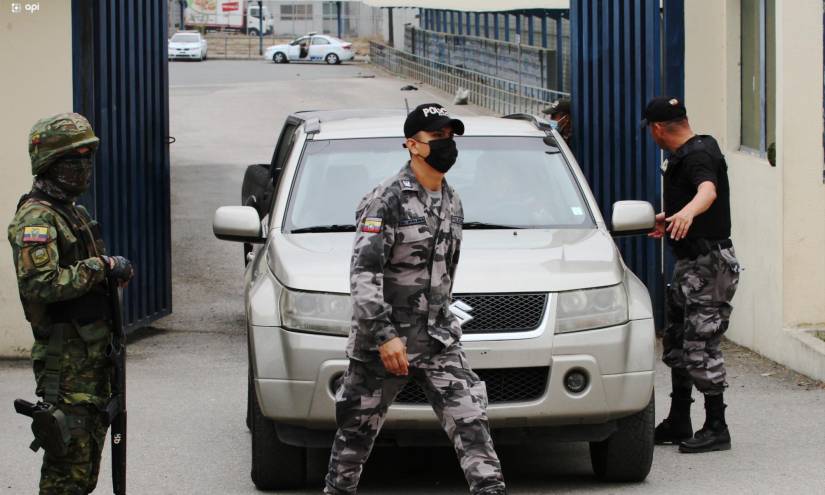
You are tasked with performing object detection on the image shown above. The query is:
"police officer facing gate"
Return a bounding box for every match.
[8,113,134,493]
[643,97,741,453]
[324,103,506,495]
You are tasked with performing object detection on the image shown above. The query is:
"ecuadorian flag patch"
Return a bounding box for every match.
[22,226,49,244]
[361,217,383,233]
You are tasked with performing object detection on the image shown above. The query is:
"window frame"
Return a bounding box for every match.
[739,0,775,157]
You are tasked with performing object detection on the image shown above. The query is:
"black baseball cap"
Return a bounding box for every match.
[543,98,571,116]
[404,103,465,138]
[640,96,687,127]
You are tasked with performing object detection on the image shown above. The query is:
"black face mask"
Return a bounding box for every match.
[421,138,458,173]
[48,156,94,196]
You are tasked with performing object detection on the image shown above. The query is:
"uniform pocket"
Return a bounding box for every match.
[75,322,111,363]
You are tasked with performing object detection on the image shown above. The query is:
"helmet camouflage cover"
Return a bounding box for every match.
[28,112,100,175]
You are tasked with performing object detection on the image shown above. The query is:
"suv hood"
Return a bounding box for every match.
[268,229,624,294]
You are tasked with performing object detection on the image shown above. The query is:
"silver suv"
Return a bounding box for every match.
[213,109,658,490]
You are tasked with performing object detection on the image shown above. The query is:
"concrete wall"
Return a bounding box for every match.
[0,3,74,357]
[685,0,825,380]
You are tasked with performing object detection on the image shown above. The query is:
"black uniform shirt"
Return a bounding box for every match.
[663,135,731,243]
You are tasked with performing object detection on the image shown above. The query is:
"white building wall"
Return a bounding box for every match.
[0,3,74,356]
[684,0,825,380]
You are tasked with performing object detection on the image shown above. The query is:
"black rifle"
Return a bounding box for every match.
[106,282,127,495]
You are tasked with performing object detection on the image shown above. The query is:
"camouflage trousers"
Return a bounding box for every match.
[663,246,740,395]
[325,342,505,495]
[32,324,111,495]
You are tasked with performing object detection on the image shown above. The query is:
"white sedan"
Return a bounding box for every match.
[264,33,354,65]
[168,31,208,61]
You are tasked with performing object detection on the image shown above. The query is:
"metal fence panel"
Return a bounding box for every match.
[72,0,172,331]
[570,0,665,326]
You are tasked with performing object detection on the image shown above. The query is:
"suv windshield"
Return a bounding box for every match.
[171,34,200,43]
[284,136,594,233]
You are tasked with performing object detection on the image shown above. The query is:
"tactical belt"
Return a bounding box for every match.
[673,238,733,260]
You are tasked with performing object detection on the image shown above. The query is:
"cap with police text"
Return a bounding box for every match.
[640,96,687,127]
[404,103,465,138]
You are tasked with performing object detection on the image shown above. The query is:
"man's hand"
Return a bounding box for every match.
[648,212,666,239]
[102,255,134,288]
[379,337,408,376]
[665,209,695,241]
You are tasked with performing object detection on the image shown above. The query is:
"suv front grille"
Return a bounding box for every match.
[394,367,549,404]
[452,293,547,333]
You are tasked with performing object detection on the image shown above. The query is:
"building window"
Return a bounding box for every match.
[740,0,776,155]
[322,2,337,21]
[281,3,313,21]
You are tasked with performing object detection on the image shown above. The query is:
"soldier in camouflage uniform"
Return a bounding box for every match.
[643,97,741,454]
[324,104,506,495]
[9,113,133,494]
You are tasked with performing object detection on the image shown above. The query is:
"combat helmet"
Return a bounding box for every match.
[28,113,100,175]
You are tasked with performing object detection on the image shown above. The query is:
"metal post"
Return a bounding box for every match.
[541,14,548,48]
[387,7,394,47]
[450,10,455,34]
[474,12,480,36]
[527,14,534,45]
[337,1,342,38]
[484,13,489,38]
[457,10,462,35]
[258,1,263,56]
[504,14,509,42]
[178,0,186,30]
[556,14,564,92]
[493,13,498,39]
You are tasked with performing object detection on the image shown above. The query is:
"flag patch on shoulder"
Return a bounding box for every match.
[361,217,383,233]
[22,226,49,243]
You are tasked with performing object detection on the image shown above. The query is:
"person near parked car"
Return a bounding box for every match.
[8,113,134,493]
[324,103,506,495]
[643,96,741,454]
[543,97,572,145]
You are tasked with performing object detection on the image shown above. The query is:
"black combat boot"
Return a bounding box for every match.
[654,393,694,444]
[679,393,731,453]
[654,369,694,444]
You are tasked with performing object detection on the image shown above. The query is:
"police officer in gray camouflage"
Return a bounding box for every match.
[644,96,741,454]
[324,103,506,494]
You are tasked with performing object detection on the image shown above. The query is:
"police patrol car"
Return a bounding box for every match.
[264,33,354,65]
[213,109,658,490]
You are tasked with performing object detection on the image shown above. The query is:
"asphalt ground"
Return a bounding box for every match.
[1,59,824,494]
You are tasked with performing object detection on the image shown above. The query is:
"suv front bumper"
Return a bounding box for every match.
[250,318,654,431]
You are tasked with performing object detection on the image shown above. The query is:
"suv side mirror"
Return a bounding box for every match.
[213,206,264,243]
[611,201,655,237]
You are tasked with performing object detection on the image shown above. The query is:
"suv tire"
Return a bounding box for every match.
[589,393,655,482]
[251,389,307,489]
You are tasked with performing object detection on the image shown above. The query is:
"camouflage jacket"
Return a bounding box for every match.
[8,191,111,378]
[347,162,464,361]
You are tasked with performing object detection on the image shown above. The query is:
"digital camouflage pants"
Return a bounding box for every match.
[325,342,505,495]
[32,324,111,495]
[663,246,740,395]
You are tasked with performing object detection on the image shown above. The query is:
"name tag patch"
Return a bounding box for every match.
[361,217,383,233]
[22,226,49,244]
[399,217,425,226]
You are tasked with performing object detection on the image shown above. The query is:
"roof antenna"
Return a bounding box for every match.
[400,84,417,114]
[404,97,410,114]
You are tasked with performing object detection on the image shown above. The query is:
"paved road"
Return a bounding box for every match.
[2,60,824,494]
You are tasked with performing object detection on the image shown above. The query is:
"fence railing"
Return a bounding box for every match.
[369,41,569,116]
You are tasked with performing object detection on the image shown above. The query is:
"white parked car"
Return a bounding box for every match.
[168,31,208,61]
[264,33,354,65]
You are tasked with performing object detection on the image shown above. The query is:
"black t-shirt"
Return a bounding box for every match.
[663,135,731,243]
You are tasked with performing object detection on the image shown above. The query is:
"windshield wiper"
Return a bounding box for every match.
[461,221,524,230]
[290,224,356,234]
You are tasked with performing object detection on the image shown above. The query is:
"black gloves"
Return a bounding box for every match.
[101,255,134,283]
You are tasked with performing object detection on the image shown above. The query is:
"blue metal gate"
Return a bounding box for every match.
[72,0,172,330]
[570,0,665,325]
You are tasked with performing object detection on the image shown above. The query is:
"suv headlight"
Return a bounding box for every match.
[555,284,628,333]
[280,289,352,336]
